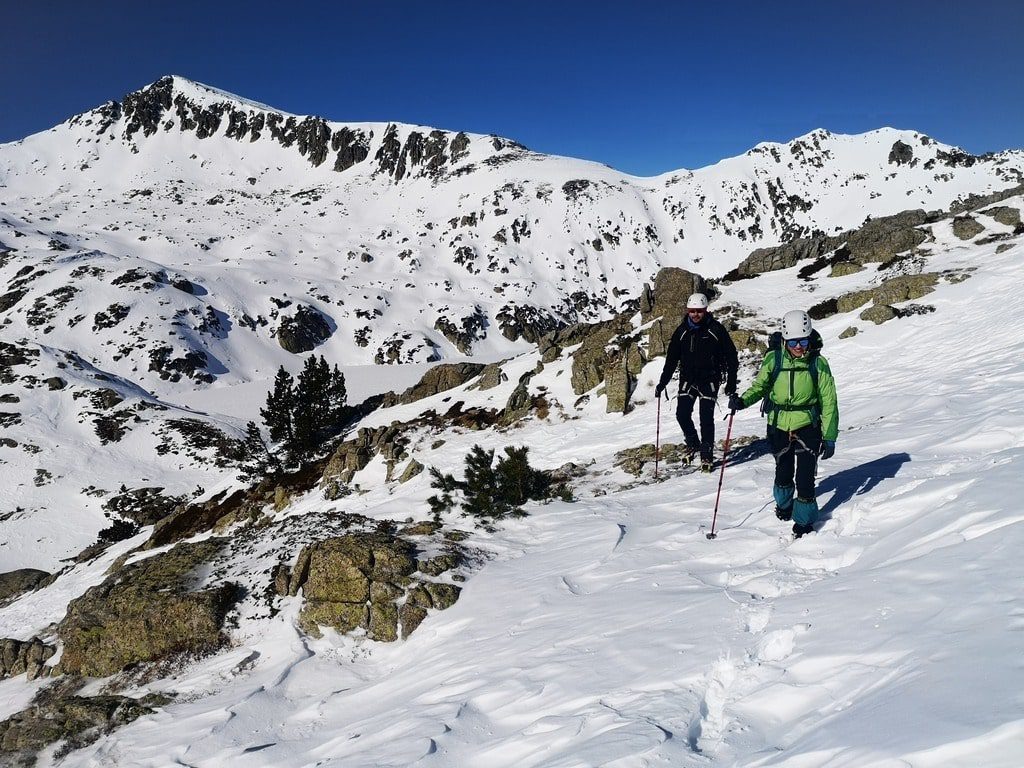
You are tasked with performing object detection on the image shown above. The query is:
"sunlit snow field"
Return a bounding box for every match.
[2,207,1019,767]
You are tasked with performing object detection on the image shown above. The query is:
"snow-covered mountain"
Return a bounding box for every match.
[1,76,1023,767]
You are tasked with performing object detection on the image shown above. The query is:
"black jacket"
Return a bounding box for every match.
[658,313,739,393]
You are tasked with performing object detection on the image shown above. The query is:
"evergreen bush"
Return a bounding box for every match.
[428,444,569,522]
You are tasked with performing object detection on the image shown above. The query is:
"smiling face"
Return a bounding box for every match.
[786,337,809,357]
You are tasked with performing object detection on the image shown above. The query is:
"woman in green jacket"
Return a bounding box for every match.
[729,310,839,537]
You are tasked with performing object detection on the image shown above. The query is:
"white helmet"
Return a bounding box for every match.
[782,310,813,340]
[686,293,709,310]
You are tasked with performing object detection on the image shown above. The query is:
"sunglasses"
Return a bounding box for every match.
[786,338,810,349]
[687,308,706,314]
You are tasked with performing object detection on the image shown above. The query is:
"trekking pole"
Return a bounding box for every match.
[654,392,662,480]
[706,409,736,540]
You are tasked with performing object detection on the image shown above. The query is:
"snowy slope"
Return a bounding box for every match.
[2,187,1021,766]
[1,76,1022,571]
[0,77,1023,767]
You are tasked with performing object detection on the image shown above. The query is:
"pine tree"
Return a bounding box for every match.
[461,445,499,519]
[239,421,280,482]
[260,367,295,445]
[326,363,348,435]
[292,355,326,461]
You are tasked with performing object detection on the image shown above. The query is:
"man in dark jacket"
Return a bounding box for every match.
[655,293,739,471]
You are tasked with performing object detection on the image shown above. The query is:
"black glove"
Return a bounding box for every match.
[728,394,745,412]
[655,384,665,399]
[818,440,835,460]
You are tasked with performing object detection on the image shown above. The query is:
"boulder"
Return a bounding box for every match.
[277,305,332,353]
[291,534,462,642]
[295,534,417,641]
[639,267,707,327]
[952,215,985,240]
[57,539,238,677]
[860,304,899,324]
[981,206,1022,228]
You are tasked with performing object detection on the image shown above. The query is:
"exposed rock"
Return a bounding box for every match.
[830,261,864,277]
[0,693,164,767]
[57,539,238,677]
[981,206,1021,228]
[888,140,914,165]
[569,317,646,411]
[952,215,985,240]
[434,306,488,354]
[0,637,56,680]
[500,381,533,424]
[399,363,485,404]
[496,303,564,343]
[44,376,66,390]
[103,486,187,527]
[398,459,424,483]
[147,488,246,548]
[418,552,461,577]
[322,424,408,485]
[277,305,332,353]
[472,362,507,391]
[839,327,859,339]
[860,304,899,324]
[812,274,941,319]
[399,520,442,537]
[147,345,212,384]
[950,183,1024,215]
[639,267,708,328]
[0,289,27,313]
[0,569,51,604]
[294,534,415,640]
[731,209,931,278]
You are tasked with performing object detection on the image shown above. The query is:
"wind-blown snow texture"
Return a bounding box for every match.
[0,77,1023,766]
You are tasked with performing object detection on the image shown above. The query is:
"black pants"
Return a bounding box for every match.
[676,380,719,460]
[768,423,821,499]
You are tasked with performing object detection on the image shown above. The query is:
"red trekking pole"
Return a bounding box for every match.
[654,392,662,480]
[706,409,736,540]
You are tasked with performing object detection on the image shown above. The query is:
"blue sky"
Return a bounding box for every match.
[3,0,1022,176]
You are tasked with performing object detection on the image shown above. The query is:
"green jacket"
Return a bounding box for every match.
[739,350,839,441]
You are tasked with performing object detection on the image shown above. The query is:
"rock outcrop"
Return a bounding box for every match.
[0,569,51,604]
[57,539,239,677]
[283,533,462,642]
[277,305,332,353]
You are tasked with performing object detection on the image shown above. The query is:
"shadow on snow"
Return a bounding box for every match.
[818,452,911,520]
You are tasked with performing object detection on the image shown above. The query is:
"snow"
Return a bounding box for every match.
[0,80,1022,765]
[0,194,1016,766]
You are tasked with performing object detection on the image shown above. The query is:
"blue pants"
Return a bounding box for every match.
[769,424,821,524]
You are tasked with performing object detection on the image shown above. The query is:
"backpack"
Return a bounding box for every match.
[760,329,824,423]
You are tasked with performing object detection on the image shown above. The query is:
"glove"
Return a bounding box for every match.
[818,440,835,460]
[728,394,745,412]
[655,384,665,399]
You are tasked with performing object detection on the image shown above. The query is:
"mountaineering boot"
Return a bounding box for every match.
[681,447,697,466]
[792,496,819,537]
[773,484,794,521]
[792,522,815,538]
[700,460,714,473]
